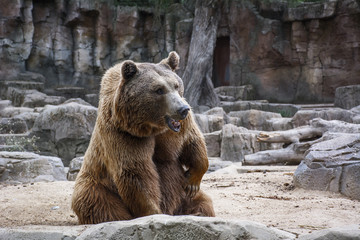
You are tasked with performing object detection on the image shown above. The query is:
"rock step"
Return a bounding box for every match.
[54,87,86,99]
[215,85,255,101]
[0,81,44,92]
[220,100,300,117]
[0,100,11,112]
[0,133,31,145]
[298,103,335,110]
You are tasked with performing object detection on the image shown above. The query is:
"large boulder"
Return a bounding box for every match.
[334,84,360,109]
[32,100,97,166]
[0,151,66,183]
[204,130,221,157]
[76,215,295,240]
[294,133,360,200]
[220,124,281,162]
[195,107,228,133]
[195,114,225,133]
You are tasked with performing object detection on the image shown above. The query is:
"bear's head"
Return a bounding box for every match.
[110,51,190,137]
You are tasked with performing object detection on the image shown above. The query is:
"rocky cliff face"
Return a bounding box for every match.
[228,0,360,103]
[0,0,359,103]
[0,0,193,94]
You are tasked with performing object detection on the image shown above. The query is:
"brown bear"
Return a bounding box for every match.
[71,51,215,224]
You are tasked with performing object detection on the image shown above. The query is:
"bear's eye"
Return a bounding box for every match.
[174,84,179,90]
[155,88,164,95]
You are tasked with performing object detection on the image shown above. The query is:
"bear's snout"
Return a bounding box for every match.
[177,105,190,120]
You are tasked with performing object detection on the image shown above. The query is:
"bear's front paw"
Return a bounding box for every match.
[185,183,200,198]
[184,170,201,198]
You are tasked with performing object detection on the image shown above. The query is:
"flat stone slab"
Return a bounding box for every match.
[0,225,86,240]
[210,162,297,175]
[1,216,359,240]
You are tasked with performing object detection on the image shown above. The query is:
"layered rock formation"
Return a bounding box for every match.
[1,0,359,103]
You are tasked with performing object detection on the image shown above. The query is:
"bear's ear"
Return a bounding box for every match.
[121,60,138,81]
[161,51,180,71]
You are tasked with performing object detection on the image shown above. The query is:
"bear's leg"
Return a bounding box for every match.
[176,190,215,217]
[72,181,133,224]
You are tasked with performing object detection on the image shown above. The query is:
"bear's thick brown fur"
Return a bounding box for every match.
[71,52,215,224]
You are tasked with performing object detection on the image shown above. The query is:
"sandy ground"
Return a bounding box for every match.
[0,166,359,237]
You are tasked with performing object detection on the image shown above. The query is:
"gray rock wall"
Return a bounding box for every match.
[1,0,360,103]
[0,0,193,95]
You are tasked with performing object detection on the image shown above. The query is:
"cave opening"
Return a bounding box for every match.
[212,36,230,87]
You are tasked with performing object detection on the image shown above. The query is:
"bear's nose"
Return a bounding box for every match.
[177,106,190,120]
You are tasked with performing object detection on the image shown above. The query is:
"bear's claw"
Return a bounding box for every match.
[185,184,199,198]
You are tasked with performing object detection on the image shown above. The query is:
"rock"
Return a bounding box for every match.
[1,0,360,104]
[5,88,65,108]
[228,0,360,103]
[221,124,252,162]
[0,225,86,240]
[16,71,46,83]
[32,101,97,166]
[211,164,297,175]
[207,157,233,173]
[0,80,44,94]
[310,118,360,133]
[266,103,300,117]
[0,118,28,134]
[298,224,360,240]
[84,93,99,107]
[22,90,65,108]
[76,215,295,240]
[0,100,11,112]
[204,131,221,157]
[62,98,92,106]
[351,105,360,114]
[195,114,225,133]
[220,101,299,118]
[283,0,337,22]
[335,84,360,109]
[0,151,66,183]
[12,111,40,130]
[67,156,84,181]
[0,106,35,118]
[214,85,255,101]
[294,162,342,192]
[220,100,268,113]
[292,108,356,127]
[294,133,360,200]
[228,109,282,131]
[340,164,360,200]
[220,124,277,162]
[54,87,86,100]
[266,117,293,131]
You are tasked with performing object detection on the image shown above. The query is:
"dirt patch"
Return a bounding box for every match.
[0,168,359,236]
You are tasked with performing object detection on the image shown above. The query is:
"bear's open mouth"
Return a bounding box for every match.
[166,116,181,132]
